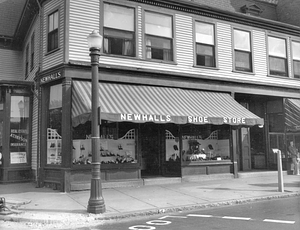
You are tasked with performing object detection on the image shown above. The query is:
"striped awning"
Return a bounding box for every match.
[72,81,264,127]
[284,98,300,131]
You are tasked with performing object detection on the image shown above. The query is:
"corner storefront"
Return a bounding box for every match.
[38,67,264,192]
[0,80,33,183]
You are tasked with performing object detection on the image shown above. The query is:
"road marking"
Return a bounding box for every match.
[159,215,187,219]
[222,216,251,220]
[187,214,213,218]
[263,219,295,224]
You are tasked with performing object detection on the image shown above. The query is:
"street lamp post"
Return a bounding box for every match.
[87,30,105,214]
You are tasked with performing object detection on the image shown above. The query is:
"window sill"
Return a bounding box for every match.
[144,58,177,65]
[232,70,255,75]
[45,47,60,56]
[193,65,219,70]
[267,74,290,79]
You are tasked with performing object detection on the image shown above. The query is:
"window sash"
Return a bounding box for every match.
[292,41,300,61]
[30,34,34,69]
[48,11,58,32]
[235,50,252,72]
[196,43,215,67]
[48,29,58,52]
[269,56,287,76]
[195,22,214,45]
[294,60,300,78]
[146,35,173,61]
[234,29,251,51]
[104,3,134,32]
[268,36,286,58]
[145,12,172,38]
[103,28,135,56]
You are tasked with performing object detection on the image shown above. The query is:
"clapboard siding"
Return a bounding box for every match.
[68,0,100,62]
[66,1,300,89]
[0,49,23,80]
[42,0,64,71]
[175,14,193,67]
[31,89,39,174]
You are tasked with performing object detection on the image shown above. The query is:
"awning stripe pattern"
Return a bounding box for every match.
[284,98,300,131]
[72,81,264,127]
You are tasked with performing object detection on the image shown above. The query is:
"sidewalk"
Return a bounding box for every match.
[0,172,299,228]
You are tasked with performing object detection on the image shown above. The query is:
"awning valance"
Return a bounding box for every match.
[72,81,264,127]
[284,98,300,131]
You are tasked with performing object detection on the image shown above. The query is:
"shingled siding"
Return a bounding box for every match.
[42,0,64,71]
[0,49,23,80]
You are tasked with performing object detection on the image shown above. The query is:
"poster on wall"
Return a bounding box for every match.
[10,152,27,164]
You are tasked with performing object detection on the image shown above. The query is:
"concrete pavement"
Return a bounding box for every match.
[0,171,299,227]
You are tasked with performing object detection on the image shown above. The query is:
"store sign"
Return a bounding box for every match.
[121,114,171,122]
[41,71,62,84]
[188,116,246,125]
[10,152,27,164]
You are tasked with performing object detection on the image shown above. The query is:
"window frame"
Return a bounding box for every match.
[291,40,300,79]
[194,20,217,68]
[267,35,288,77]
[30,33,35,71]
[232,28,253,73]
[102,2,136,57]
[25,44,29,77]
[47,10,59,53]
[143,10,175,63]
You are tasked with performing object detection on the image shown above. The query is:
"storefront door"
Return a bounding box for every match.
[140,123,162,177]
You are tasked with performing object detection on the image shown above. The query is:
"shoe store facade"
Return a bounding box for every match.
[38,66,266,192]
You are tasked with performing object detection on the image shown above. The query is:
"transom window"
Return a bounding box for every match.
[268,36,287,77]
[292,41,300,78]
[47,11,59,52]
[103,3,135,57]
[234,29,252,72]
[195,21,215,67]
[145,11,173,61]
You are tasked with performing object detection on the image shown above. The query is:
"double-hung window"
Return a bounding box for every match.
[47,11,59,52]
[145,11,173,61]
[234,29,252,72]
[268,36,287,77]
[292,41,300,78]
[103,3,135,57]
[195,21,215,67]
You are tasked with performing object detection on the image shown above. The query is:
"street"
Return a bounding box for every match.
[99,196,300,230]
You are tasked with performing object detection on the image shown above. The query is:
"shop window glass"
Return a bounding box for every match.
[268,36,287,77]
[195,22,215,67]
[47,11,59,52]
[72,121,137,165]
[181,125,230,162]
[145,11,173,61]
[234,29,252,72]
[103,3,135,57]
[47,84,62,165]
[10,96,30,164]
[292,41,300,78]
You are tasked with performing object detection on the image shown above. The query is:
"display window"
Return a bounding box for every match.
[9,96,30,164]
[47,84,62,165]
[181,124,230,162]
[72,121,137,165]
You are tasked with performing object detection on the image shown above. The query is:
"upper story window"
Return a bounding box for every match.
[233,29,252,72]
[30,33,35,70]
[103,3,135,57]
[25,44,29,76]
[145,11,173,62]
[47,10,59,52]
[268,36,287,77]
[292,41,300,78]
[195,21,215,67]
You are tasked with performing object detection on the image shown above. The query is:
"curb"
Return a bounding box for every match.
[1,192,299,225]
